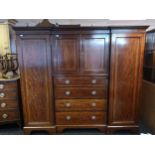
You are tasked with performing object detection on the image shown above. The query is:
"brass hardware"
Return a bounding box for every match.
[65,103,71,107]
[0,102,6,108]
[2,113,8,119]
[91,115,96,120]
[91,91,97,96]
[65,91,71,96]
[65,80,70,84]
[91,102,96,107]
[66,115,71,120]
[0,93,5,98]
[0,84,4,89]
[0,53,19,79]
[91,79,97,84]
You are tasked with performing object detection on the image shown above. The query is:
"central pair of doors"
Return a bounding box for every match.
[52,34,110,74]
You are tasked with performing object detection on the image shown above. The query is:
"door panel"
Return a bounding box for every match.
[17,35,54,126]
[52,35,80,73]
[109,33,145,125]
[81,34,109,74]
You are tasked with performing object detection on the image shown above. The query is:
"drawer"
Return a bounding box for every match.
[55,87,107,99]
[56,112,106,125]
[0,82,17,91]
[0,100,18,110]
[0,91,17,100]
[0,110,19,122]
[55,99,107,111]
[54,76,108,86]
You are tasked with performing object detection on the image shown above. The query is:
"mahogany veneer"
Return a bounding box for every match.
[55,99,107,111]
[0,80,21,126]
[14,26,148,134]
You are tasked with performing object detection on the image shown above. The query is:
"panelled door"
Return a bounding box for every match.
[109,32,145,125]
[17,35,54,127]
[80,34,110,75]
[52,34,80,74]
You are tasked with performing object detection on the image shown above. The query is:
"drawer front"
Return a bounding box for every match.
[0,91,17,100]
[55,87,107,99]
[0,110,19,122]
[56,99,107,111]
[0,100,18,110]
[0,82,17,91]
[56,112,106,125]
[54,76,108,86]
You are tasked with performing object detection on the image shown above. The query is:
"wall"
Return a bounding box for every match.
[1,19,155,30]
[0,23,11,55]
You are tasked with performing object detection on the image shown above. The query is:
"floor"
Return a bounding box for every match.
[0,123,151,135]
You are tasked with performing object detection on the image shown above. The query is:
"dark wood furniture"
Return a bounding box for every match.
[143,29,155,83]
[0,79,21,126]
[141,29,155,134]
[141,80,155,134]
[14,26,148,134]
[16,34,55,134]
[108,27,146,134]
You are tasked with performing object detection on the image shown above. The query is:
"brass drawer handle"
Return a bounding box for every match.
[65,80,70,85]
[91,91,97,96]
[0,84,4,89]
[0,93,5,98]
[91,79,97,84]
[2,113,8,119]
[65,103,71,107]
[65,91,71,96]
[91,102,96,107]
[66,115,71,120]
[0,102,6,108]
[91,115,96,120]
[19,34,24,37]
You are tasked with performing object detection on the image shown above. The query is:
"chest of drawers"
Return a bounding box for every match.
[55,76,108,132]
[0,79,21,125]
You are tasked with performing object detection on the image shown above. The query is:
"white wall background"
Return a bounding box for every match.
[1,19,155,30]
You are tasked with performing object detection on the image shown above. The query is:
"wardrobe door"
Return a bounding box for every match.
[17,35,54,127]
[80,34,109,74]
[52,34,80,74]
[109,30,146,126]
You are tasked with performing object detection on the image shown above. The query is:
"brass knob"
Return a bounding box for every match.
[91,91,97,96]
[65,103,71,107]
[0,84,4,89]
[91,102,96,107]
[65,91,71,96]
[65,80,70,84]
[66,115,71,120]
[2,113,8,119]
[91,116,96,120]
[1,102,6,108]
[91,79,97,84]
[0,93,5,98]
